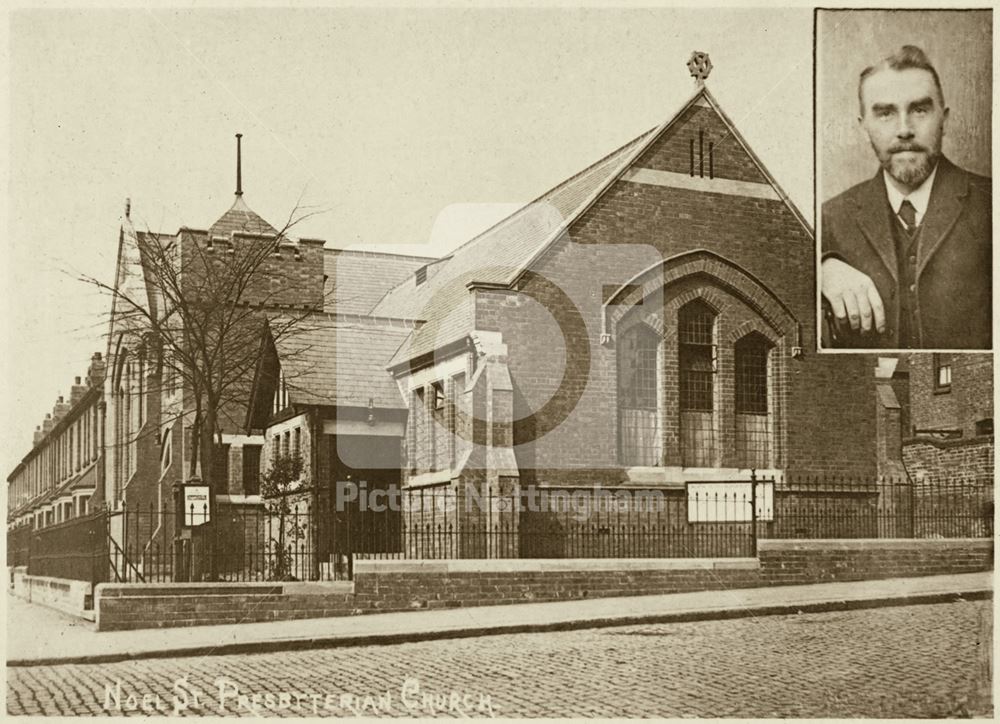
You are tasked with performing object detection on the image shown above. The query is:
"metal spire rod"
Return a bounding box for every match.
[235,133,243,197]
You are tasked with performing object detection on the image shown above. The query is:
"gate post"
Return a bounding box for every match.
[750,468,758,556]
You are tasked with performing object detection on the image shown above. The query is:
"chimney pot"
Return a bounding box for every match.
[58,396,64,403]
[75,377,81,385]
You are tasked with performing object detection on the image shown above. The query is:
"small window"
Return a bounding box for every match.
[975,418,994,437]
[243,444,262,495]
[432,381,445,412]
[415,266,428,285]
[933,354,952,392]
[273,368,290,414]
[293,427,301,459]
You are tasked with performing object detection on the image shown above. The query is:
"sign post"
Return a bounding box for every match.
[173,478,212,581]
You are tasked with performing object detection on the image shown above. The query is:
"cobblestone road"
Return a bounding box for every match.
[7,600,992,718]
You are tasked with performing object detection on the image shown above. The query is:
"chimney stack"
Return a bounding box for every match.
[70,376,88,405]
[86,352,106,387]
[52,395,70,424]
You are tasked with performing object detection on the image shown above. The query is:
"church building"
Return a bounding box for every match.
[245,55,884,561]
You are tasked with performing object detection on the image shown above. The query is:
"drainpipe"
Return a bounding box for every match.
[309,407,320,581]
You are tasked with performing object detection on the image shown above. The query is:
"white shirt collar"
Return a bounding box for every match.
[883,164,938,227]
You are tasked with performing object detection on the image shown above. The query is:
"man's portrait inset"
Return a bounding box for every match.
[817,10,992,350]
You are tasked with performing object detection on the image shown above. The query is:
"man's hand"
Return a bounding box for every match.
[821,258,886,334]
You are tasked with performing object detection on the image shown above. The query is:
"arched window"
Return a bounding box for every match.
[735,333,772,468]
[124,362,133,484]
[678,301,717,467]
[618,323,661,466]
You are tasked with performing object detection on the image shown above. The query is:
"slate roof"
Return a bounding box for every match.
[273,314,415,410]
[375,127,658,367]
[208,195,278,237]
[323,249,433,316]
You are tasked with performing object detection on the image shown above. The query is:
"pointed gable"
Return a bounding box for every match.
[633,95,768,184]
[613,89,809,232]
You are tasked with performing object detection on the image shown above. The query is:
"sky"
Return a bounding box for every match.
[2,6,815,479]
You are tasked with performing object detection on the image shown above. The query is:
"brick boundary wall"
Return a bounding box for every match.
[94,539,993,631]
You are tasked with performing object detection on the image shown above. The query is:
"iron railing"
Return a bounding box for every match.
[6,475,992,584]
[353,484,767,561]
[106,501,332,584]
[761,476,993,540]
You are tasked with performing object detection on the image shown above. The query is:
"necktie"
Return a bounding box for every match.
[898,199,918,234]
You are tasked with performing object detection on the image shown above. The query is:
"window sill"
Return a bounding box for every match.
[405,469,455,489]
[622,466,783,487]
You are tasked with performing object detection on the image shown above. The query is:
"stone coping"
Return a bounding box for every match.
[95,580,354,597]
[758,538,993,551]
[352,558,760,574]
[16,573,92,592]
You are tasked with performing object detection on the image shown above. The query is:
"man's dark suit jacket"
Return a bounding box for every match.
[821,157,992,349]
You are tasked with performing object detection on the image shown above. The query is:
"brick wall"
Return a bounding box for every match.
[903,437,994,485]
[474,97,879,483]
[756,539,993,584]
[180,234,326,312]
[95,539,992,631]
[97,583,354,631]
[908,353,993,437]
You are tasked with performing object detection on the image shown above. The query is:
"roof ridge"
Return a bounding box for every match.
[274,309,423,327]
[323,247,437,262]
[370,126,660,317]
[440,127,659,261]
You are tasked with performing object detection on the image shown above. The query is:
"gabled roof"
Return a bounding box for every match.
[378,127,658,367]
[272,314,415,410]
[208,195,278,237]
[382,86,812,369]
[323,248,433,316]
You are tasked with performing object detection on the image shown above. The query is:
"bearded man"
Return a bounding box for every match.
[821,45,992,349]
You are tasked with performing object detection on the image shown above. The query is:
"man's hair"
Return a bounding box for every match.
[857,45,945,115]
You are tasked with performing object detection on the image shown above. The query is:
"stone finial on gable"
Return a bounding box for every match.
[687,51,713,85]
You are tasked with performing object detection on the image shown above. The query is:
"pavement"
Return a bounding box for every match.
[6,571,992,667]
[9,599,992,717]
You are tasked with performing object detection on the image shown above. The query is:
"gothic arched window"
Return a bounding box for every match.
[678,301,717,467]
[618,323,661,466]
[734,333,772,468]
